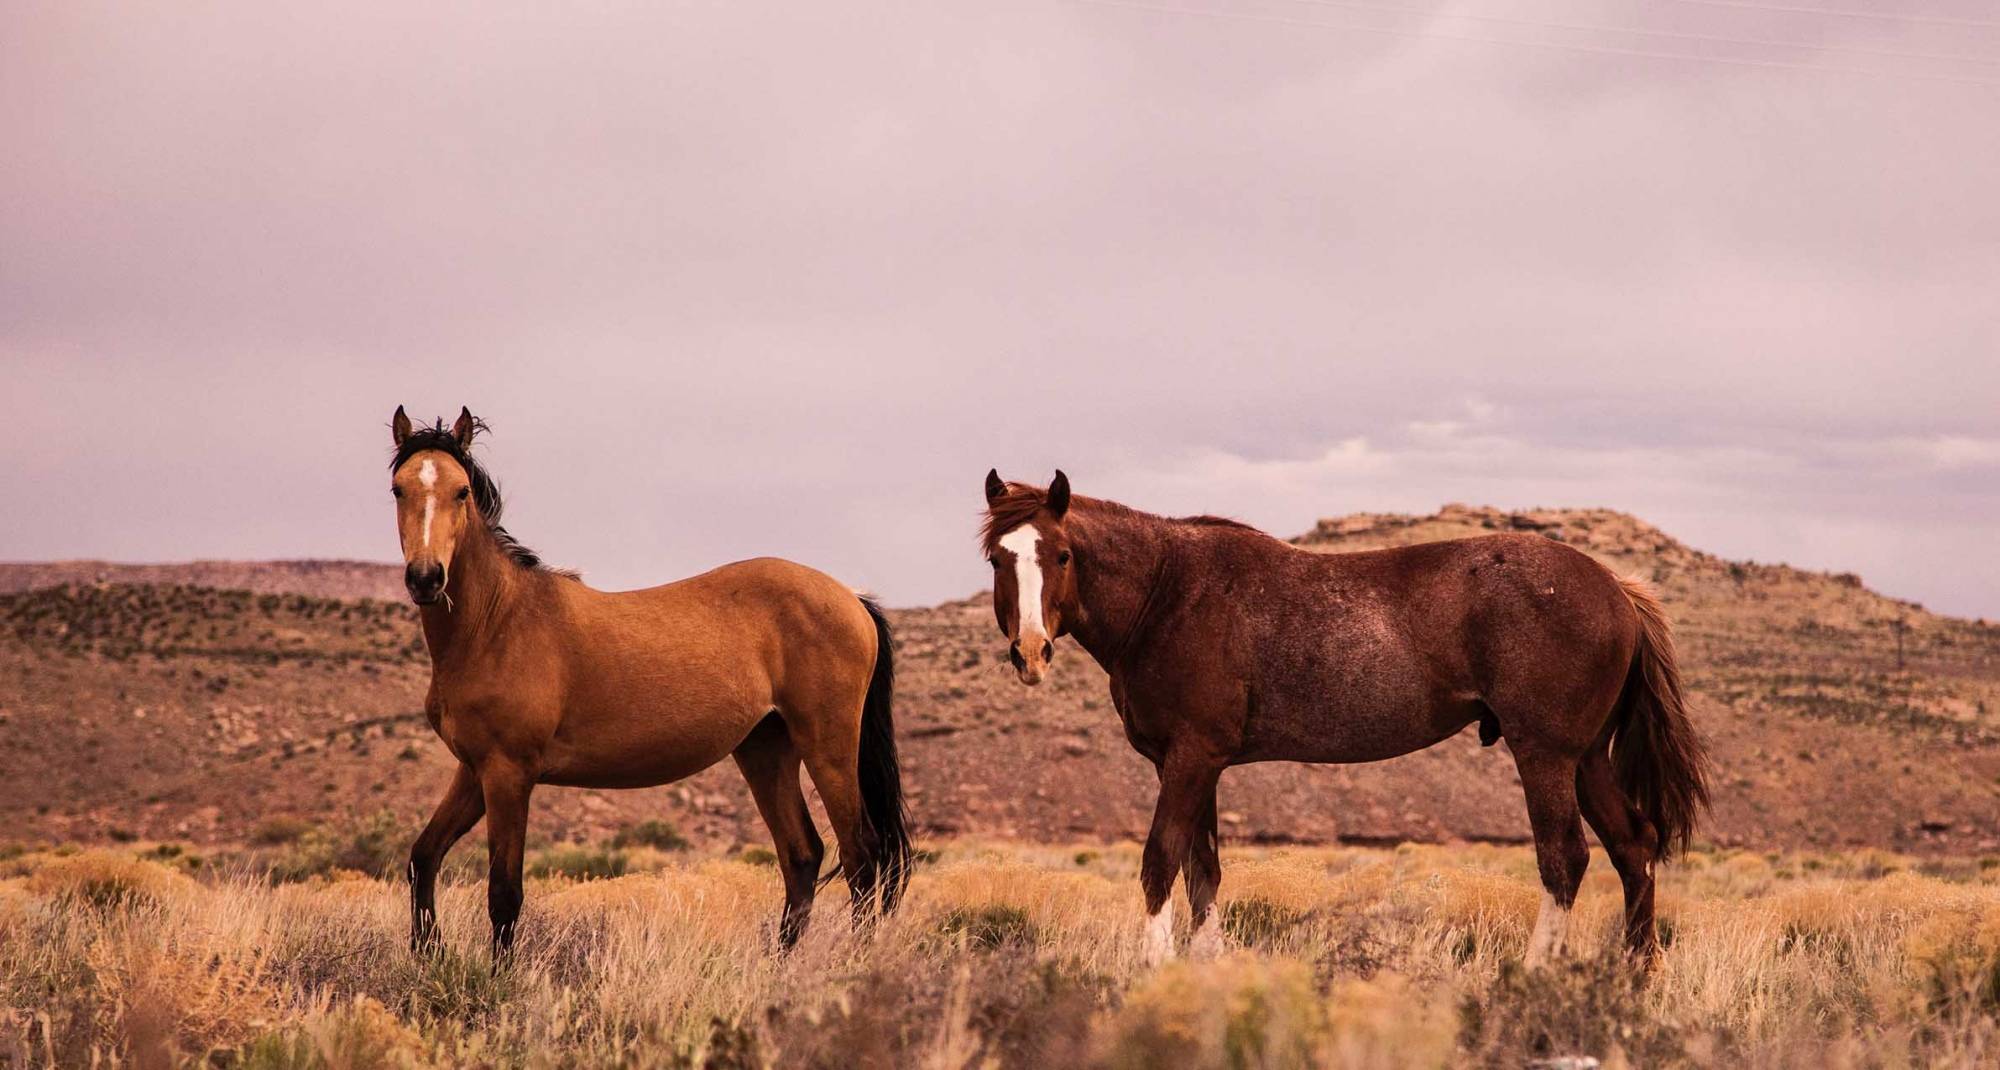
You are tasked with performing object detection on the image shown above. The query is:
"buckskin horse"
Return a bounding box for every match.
[979,469,1708,967]
[387,407,910,957]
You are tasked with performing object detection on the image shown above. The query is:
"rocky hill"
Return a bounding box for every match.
[3,507,1998,856]
[0,560,406,601]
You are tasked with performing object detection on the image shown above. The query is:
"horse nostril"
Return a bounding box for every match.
[405,563,443,598]
[1041,641,1053,661]
[1008,642,1025,669]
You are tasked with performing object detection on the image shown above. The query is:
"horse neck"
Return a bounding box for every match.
[418,518,529,662]
[1065,504,1175,671]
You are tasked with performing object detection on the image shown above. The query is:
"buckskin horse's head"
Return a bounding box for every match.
[980,468,1077,686]
[387,406,482,606]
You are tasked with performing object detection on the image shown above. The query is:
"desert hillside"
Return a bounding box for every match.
[0,560,406,601]
[2,506,1997,854]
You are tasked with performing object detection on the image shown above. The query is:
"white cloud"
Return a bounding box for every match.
[1912,436,2000,470]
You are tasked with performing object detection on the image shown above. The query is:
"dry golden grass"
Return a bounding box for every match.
[2,841,1998,1068]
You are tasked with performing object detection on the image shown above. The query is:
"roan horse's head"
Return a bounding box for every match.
[981,469,1078,686]
[388,406,483,606]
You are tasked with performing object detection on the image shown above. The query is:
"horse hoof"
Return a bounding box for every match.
[1188,919,1229,960]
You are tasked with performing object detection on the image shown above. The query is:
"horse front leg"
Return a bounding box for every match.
[478,759,536,962]
[1139,753,1225,967]
[1183,785,1226,959]
[409,762,485,953]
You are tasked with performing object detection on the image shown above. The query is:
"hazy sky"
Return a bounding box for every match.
[3,2,1996,614]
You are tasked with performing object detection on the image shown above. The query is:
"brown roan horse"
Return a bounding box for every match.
[388,407,909,956]
[981,470,1710,967]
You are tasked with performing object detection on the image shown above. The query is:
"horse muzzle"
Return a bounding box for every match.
[405,561,446,606]
[1009,636,1054,686]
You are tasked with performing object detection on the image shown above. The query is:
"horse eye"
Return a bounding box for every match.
[987,556,1001,568]
[1056,551,1071,567]
[455,487,470,501]
[391,486,403,498]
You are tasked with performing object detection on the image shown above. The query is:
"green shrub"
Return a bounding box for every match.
[1222,896,1308,949]
[23,851,189,910]
[1458,951,1682,1067]
[234,1030,314,1070]
[528,846,629,882]
[611,819,688,851]
[141,842,202,872]
[935,905,1037,951]
[405,945,513,1022]
[251,815,315,846]
[1102,958,1321,1070]
[270,811,405,882]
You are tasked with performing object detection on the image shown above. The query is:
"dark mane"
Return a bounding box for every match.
[389,419,549,572]
[980,482,1260,553]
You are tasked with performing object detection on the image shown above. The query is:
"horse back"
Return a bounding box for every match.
[1321,532,1632,681]
[1140,530,1637,763]
[558,556,876,690]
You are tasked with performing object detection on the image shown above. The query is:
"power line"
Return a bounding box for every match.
[1279,0,2000,68]
[1661,0,2000,32]
[1067,0,2000,87]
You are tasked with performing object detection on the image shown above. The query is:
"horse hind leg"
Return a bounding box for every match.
[1511,743,1590,968]
[732,713,826,951]
[799,736,881,920]
[1576,747,1662,963]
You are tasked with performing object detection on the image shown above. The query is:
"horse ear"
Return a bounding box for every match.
[452,407,477,450]
[1046,470,1071,519]
[391,406,412,447]
[985,468,1007,504]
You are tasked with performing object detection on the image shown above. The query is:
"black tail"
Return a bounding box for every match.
[1612,578,1713,860]
[856,597,913,912]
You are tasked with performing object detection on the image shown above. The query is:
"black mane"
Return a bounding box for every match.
[389,419,546,571]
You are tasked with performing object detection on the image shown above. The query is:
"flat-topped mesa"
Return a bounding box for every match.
[0,560,408,602]
[1290,504,1919,620]
[1293,504,1693,561]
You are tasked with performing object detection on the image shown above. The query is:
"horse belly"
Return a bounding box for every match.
[1244,679,1482,765]
[538,695,768,789]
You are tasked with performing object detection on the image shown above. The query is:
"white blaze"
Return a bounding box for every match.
[998,526,1044,639]
[418,459,437,547]
[1523,890,1572,967]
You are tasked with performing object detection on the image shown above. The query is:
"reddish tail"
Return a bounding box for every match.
[1611,578,1712,860]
